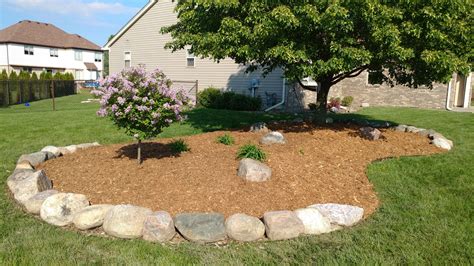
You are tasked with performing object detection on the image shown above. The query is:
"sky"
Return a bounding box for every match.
[0,0,149,46]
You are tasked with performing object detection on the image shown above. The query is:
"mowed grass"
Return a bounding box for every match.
[0,92,473,264]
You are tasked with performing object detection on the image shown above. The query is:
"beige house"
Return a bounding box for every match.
[104,0,472,111]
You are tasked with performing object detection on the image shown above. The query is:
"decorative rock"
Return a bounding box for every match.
[394,125,407,132]
[225,213,265,242]
[174,213,226,243]
[41,146,62,157]
[359,127,381,141]
[59,145,78,155]
[12,170,52,204]
[142,211,176,243]
[77,142,100,150]
[17,151,48,167]
[431,137,452,150]
[325,117,334,124]
[237,158,272,182]
[308,203,364,227]
[249,122,269,133]
[73,204,114,230]
[368,121,392,128]
[294,208,332,235]
[263,211,304,240]
[361,103,370,108]
[260,131,286,145]
[40,193,89,226]
[103,205,152,239]
[418,129,437,137]
[7,169,35,191]
[15,161,34,171]
[406,126,424,133]
[292,118,304,123]
[23,190,58,214]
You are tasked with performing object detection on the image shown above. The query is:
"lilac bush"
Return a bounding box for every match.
[92,67,193,163]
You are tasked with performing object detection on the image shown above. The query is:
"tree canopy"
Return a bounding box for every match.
[163,0,473,109]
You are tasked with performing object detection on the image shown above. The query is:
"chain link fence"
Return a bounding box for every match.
[0,80,76,107]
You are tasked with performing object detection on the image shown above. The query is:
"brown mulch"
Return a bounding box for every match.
[38,123,443,218]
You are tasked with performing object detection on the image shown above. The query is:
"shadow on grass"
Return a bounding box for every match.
[115,142,183,162]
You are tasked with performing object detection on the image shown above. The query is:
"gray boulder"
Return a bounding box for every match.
[23,190,58,214]
[263,211,304,240]
[40,193,89,226]
[17,152,49,167]
[308,203,364,227]
[359,127,381,141]
[77,142,100,150]
[41,146,62,157]
[142,211,176,243]
[15,161,34,171]
[418,129,437,137]
[103,205,152,239]
[394,125,407,132]
[58,145,78,155]
[249,122,269,133]
[174,213,226,243]
[7,169,35,191]
[260,131,286,145]
[12,170,52,204]
[225,213,265,242]
[237,158,272,182]
[294,208,332,235]
[73,204,113,230]
[431,137,453,150]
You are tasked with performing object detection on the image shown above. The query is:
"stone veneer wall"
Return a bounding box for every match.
[284,71,463,112]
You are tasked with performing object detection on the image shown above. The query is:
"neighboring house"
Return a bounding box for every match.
[0,20,103,80]
[104,0,472,110]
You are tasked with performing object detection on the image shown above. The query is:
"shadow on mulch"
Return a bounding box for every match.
[115,142,182,161]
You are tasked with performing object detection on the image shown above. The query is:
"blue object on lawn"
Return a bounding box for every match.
[25,102,30,107]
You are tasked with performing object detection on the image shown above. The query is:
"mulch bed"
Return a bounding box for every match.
[38,123,443,218]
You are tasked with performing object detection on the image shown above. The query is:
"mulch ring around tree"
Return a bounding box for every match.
[38,123,444,218]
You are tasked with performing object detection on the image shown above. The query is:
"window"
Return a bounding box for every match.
[186,49,195,67]
[124,52,131,68]
[24,45,34,55]
[50,48,59,57]
[74,70,83,80]
[95,52,102,62]
[74,50,83,61]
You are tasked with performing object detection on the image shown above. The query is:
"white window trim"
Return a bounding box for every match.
[124,51,132,68]
[186,49,195,68]
[74,50,83,61]
[50,48,59,58]
[95,52,102,62]
[24,45,34,55]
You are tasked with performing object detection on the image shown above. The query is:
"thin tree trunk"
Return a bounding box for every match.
[316,80,331,112]
[137,139,142,164]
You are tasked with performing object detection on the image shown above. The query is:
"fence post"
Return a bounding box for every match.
[195,80,199,105]
[6,81,10,106]
[51,80,56,111]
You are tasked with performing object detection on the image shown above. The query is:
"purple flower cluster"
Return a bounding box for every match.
[92,67,193,139]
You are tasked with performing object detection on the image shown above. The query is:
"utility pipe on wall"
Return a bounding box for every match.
[445,77,453,111]
[265,78,286,112]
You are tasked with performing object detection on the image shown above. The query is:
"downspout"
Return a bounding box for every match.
[445,78,453,111]
[265,78,286,112]
[463,72,472,108]
[6,43,10,73]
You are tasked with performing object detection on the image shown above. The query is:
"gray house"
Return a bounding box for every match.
[104,0,472,111]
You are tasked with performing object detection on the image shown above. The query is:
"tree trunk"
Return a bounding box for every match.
[137,139,142,164]
[316,80,331,112]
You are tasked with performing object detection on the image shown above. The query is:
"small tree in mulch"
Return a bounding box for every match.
[92,67,193,164]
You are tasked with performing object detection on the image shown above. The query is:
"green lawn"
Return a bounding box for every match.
[0,93,473,264]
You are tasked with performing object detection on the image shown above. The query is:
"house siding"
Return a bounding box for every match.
[108,0,285,107]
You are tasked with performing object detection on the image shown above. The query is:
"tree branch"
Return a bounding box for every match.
[331,65,368,86]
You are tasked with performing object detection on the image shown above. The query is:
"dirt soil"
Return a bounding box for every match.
[39,123,443,218]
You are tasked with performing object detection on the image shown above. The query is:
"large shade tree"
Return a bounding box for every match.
[162,0,473,111]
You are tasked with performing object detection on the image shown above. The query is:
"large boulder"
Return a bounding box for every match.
[41,146,62,157]
[17,152,49,167]
[294,208,332,235]
[406,126,424,133]
[12,170,52,204]
[308,203,364,227]
[58,145,78,155]
[263,211,304,240]
[418,129,437,137]
[359,127,381,141]
[40,193,89,226]
[237,158,272,182]
[249,122,269,133]
[174,213,226,243]
[225,213,265,242]
[7,169,35,191]
[142,211,176,243]
[23,190,58,214]
[260,131,286,145]
[73,204,114,230]
[431,137,453,150]
[103,205,152,239]
[15,161,34,171]
[394,125,408,132]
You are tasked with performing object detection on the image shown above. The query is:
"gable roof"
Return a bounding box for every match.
[0,20,102,51]
[103,0,158,49]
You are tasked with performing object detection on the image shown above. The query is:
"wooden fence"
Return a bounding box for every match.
[0,80,76,107]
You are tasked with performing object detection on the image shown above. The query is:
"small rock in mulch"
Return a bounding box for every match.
[308,203,364,227]
[17,151,49,167]
[41,146,62,157]
[359,127,381,141]
[394,125,407,132]
[237,158,272,182]
[225,213,265,242]
[260,131,286,145]
[40,193,89,226]
[23,189,58,214]
[103,205,152,239]
[142,211,176,243]
[431,137,453,150]
[174,213,226,243]
[249,122,269,133]
[12,170,52,204]
[263,211,304,240]
[294,208,332,235]
[73,204,113,230]
[325,117,334,124]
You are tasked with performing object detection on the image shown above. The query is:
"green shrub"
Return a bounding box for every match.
[341,96,354,107]
[170,139,190,153]
[217,133,234,145]
[237,144,266,161]
[197,87,262,111]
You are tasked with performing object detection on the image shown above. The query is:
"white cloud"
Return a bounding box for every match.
[6,0,139,17]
